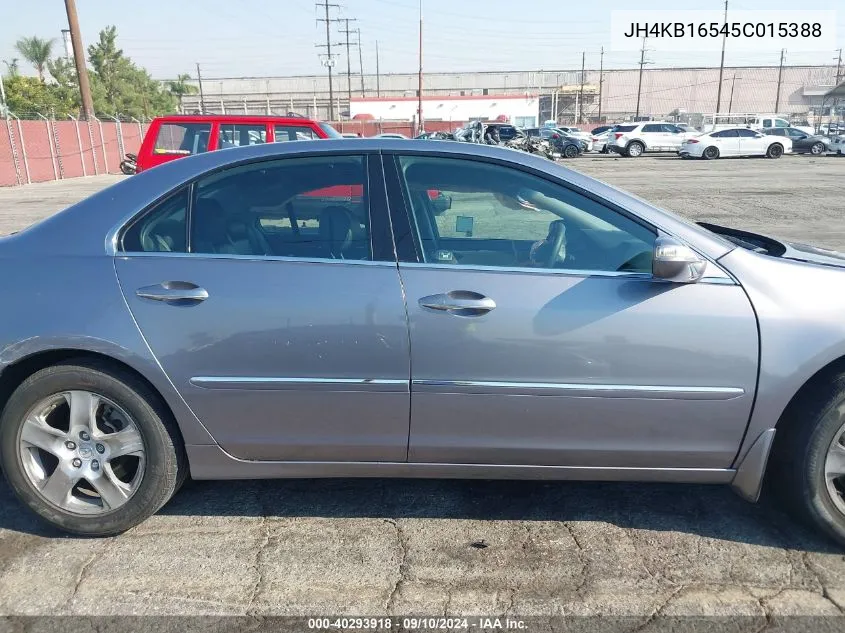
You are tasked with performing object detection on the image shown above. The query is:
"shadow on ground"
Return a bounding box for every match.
[0,476,838,554]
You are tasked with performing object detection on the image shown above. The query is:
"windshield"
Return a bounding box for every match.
[318,122,343,138]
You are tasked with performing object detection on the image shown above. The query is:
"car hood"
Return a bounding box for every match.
[699,222,845,270]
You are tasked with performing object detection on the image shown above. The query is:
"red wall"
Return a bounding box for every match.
[0,120,149,187]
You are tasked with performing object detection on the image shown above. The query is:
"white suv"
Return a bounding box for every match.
[608,122,697,157]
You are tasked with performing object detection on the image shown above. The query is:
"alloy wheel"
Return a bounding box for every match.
[17,390,145,515]
[811,142,824,155]
[824,417,845,517]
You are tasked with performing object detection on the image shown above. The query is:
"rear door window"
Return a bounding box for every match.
[641,124,662,133]
[274,125,317,142]
[615,125,637,133]
[217,124,268,149]
[153,122,211,155]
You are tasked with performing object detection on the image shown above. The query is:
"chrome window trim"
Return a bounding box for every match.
[397,261,736,285]
[116,252,397,267]
[413,380,745,401]
[191,376,407,391]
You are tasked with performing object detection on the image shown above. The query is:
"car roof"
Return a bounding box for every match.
[7,138,734,262]
[151,114,319,125]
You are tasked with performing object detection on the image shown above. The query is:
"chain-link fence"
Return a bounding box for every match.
[0,111,150,187]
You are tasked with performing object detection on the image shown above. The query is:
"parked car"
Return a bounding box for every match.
[554,126,593,149]
[374,133,409,139]
[762,127,830,155]
[524,128,582,158]
[592,126,619,153]
[608,122,697,157]
[9,139,845,546]
[830,135,845,155]
[679,128,792,159]
[135,114,341,172]
[341,132,361,138]
[590,125,615,136]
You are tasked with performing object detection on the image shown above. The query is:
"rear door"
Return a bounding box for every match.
[214,122,270,150]
[138,120,212,171]
[115,152,410,462]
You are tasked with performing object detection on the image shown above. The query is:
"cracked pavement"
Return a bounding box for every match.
[1,156,845,618]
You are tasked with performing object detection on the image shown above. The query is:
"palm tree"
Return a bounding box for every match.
[2,58,19,77]
[167,73,198,98]
[15,36,54,81]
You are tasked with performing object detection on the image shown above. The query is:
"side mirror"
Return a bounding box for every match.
[652,236,707,283]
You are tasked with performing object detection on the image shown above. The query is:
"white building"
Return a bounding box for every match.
[349,94,540,127]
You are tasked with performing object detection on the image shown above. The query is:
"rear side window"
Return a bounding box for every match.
[153,123,211,155]
[712,129,739,138]
[217,124,267,149]
[121,188,188,253]
[616,125,637,132]
[735,129,759,137]
[274,125,317,142]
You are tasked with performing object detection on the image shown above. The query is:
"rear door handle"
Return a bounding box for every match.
[136,281,208,304]
[418,290,496,316]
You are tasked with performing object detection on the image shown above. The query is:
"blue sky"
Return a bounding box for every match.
[2,0,843,79]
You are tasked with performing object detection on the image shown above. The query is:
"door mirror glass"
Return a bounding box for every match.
[652,237,706,283]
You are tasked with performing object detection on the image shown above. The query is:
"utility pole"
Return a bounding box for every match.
[339,18,357,118]
[836,48,843,84]
[376,41,381,97]
[728,73,739,113]
[315,1,341,120]
[635,37,652,120]
[715,0,728,113]
[775,49,785,113]
[64,0,95,120]
[417,0,424,135]
[357,28,364,97]
[195,63,205,114]
[578,51,585,124]
[597,46,604,123]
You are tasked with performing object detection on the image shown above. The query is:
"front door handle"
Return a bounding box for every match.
[136,281,208,304]
[419,290,496,316]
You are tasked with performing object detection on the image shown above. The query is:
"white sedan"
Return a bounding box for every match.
[829,135,845,156]
[679,128,792,159]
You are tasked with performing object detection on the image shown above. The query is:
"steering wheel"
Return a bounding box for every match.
[545,220,566,268]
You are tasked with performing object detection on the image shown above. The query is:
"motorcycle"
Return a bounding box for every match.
[120,153,137,175]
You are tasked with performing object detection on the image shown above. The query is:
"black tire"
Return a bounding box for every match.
[563,144,579,159]
[810,142,825,155]
[119,161,135,175]
[766,143,784,159]
[0,359,186,536]
[625,141,644,158]
[702,146,719,160]
[770,374,845,546]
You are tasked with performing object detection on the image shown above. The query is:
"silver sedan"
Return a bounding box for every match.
[2,139,845,545]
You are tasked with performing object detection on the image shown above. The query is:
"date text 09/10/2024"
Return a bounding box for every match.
[307,617,528,630]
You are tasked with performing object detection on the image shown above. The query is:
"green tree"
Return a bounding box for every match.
[87,25,175,118]
[2,74,76,116]
[167,73,198,98]
[3,58,20,77]
[14,36,54,81]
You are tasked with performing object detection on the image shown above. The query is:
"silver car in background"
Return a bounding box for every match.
[3,139,845,546]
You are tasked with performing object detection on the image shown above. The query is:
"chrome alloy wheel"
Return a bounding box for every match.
[825,420,845,517]
[17,391,145,515]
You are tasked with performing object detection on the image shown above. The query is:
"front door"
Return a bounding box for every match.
[386,153,758,469]
[115,153,410,462]
[736,128,766,155]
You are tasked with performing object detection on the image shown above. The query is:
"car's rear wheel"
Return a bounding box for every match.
[563,144,579,159]
[626,141,644,157]
[810,142,825,155]
[0,360,185,536]
[771,375,845,546]
[767,143,784,158]
[702,146,719,160]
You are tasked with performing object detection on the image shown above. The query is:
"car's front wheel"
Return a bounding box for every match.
[810,142,825,155]
[563,144,579,159]
[766,143,784,158]
[0,359,185,536]
[772,375,845,546]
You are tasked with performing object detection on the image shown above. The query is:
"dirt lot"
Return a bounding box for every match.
[0,156,844,622]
